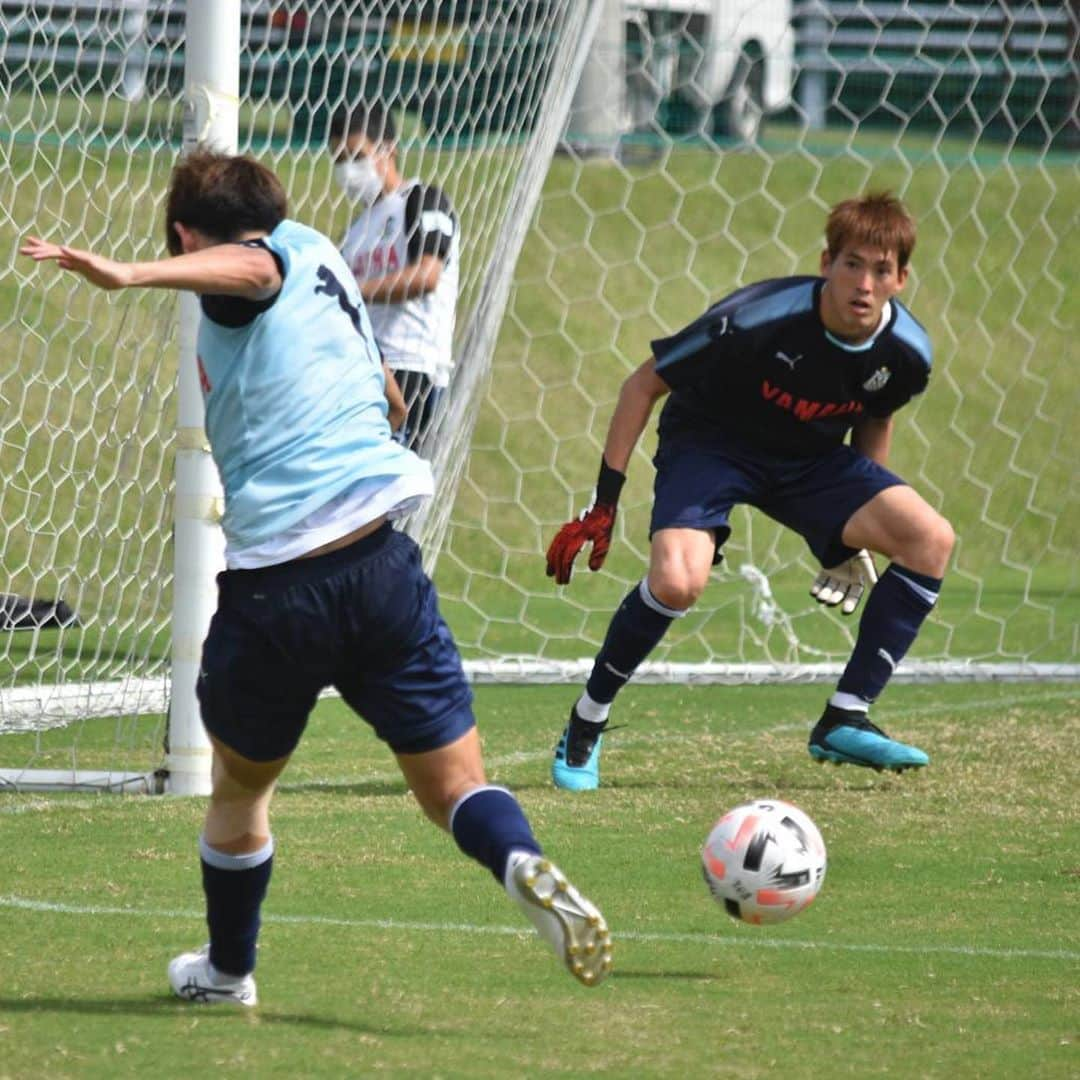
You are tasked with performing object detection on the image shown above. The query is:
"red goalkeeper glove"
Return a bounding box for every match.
[545,457,626,586]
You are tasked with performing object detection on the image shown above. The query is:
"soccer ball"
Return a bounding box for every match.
[702,799,826,925]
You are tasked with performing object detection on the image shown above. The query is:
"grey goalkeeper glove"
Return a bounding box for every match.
[810,550,878,615]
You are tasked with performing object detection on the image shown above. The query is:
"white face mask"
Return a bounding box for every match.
[334,158,383,206]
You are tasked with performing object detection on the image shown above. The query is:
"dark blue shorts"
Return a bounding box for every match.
[391,370,445,458]
[650,435,905,568]
[196,524,474,762]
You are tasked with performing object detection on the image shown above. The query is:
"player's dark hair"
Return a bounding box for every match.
[825,192,916,270]
[329,101,396,146]
[165,149,287,255]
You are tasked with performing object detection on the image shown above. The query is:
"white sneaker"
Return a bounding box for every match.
[505,853,613,987]
[168,945,257,1007]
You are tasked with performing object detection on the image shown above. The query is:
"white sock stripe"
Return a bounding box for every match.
[447,785,513,834]
[638,579,688,619]
[829,692,870,713]
[575,692,611,723]
[199,835,274,872]
[888,568,940,608]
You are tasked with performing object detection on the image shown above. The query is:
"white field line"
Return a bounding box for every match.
[0,894,1076,964]
[3,689,1076,961]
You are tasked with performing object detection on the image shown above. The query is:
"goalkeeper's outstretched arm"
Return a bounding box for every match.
[851,414,894,467]
[601,357,672,474]
[545,358,670,584]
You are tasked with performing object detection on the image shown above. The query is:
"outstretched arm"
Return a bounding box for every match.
[20,238,282,300]
[382,364,407,432]
[545,357,670,585]
[601,357,672,473]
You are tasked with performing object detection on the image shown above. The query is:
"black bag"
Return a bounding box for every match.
[0,594,79,631]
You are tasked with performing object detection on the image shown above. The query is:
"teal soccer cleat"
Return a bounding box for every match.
[809,704,929,773]
[552,708,608,791]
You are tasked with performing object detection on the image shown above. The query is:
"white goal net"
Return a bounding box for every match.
[1,0,1076,790]
[440,0,1079,685]
[0,0,599,789]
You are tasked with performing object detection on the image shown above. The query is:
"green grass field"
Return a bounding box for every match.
[2,93,1077,1075]
[1,681,1078,1077]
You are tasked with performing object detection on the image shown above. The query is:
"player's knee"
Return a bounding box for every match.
[937,515,956,558]
[649,571,706,612]
[412,775,485,832]
[205,784,272,853]
[648,530,715,611]
[923,513,955,575]
[905,512,955,577]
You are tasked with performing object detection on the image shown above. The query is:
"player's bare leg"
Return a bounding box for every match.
[555,527,715,791]
[843,485,954,579]
[398,729,612,985]
[810,486,955,772]
[394,725,487,828]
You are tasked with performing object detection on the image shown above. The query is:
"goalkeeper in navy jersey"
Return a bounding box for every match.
[331,102,459,458]
[546,192,955,789]
[22,149,610,1006]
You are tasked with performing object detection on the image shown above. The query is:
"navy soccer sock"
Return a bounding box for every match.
[585,580,685,705]
[200,835,274,977]
[836,563,942,706]
[449,786,542,882]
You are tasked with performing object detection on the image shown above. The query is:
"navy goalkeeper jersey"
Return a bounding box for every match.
[652,276,932,457]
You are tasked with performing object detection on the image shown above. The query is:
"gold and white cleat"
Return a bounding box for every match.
[506,853,613,987]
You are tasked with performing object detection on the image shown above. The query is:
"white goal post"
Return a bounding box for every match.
[1,0,1077,794]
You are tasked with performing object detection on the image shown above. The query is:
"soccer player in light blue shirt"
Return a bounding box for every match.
[22,148,611,1005]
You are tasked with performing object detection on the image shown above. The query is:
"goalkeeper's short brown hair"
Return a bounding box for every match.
[165,148,287,255]
[825,192,917,271]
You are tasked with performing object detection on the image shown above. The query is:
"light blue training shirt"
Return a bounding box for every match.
[196,218,430,552]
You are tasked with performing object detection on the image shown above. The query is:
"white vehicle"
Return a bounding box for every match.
[624,0,795,141]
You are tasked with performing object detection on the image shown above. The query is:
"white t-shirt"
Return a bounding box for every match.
[341,179,459,388]
[227,470,433,568]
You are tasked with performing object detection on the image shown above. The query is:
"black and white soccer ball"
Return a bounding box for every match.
[702,799,827,925]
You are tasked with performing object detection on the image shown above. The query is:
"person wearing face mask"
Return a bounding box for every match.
[332,102,459,458]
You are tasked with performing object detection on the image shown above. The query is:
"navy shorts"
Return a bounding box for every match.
[196,524,474,762]
[650,434,905,569]
[391,370,445,458]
